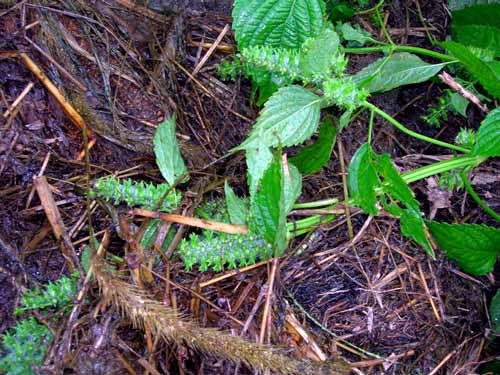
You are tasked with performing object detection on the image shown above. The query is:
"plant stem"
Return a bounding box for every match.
[293,198,339,209]
[363,101,470,153]
[461,171,500,223]
[345,45,456,62]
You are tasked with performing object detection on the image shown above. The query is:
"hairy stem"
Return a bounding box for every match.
[345,45,456,62]
[461,171,500,222]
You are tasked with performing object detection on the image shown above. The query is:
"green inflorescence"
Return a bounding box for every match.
[178,199,273,272]
[0,317,53,375]
[323,77,368,110]
[89,177,182,212]
[241,46,303,81]
[15,274,78,314]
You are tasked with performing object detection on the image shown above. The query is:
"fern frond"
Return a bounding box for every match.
[91,254,349,375]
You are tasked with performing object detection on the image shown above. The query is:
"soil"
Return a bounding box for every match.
[0,1,498,374]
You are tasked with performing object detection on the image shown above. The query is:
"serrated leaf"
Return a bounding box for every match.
[236,85,322,150]
[442,41,500,98]
[283,162,302,212]
[448,0,500,11]
[232,0,325,50]
[290,116,337,174]
[153,115,188,186]
[352,53,447,93]
[427,221,500,275]
[338,23,372,46]
[348,143,379,216]
[224,181,248,225]
[299,28,340,78]
[250,154,287,254]
[454,25,500,57]
[451,3,500,28]
[375,154,434,256]
[246,146,274,196]
[491,290,500,333]
[449,92,469,117]
[472,107,500,157]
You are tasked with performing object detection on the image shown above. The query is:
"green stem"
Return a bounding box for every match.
[363,101,470,153]
[461,171,500,223]
[293,198,339,209]
[345,45,456,62]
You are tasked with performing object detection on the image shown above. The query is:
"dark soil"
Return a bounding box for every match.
[0,1,498,374]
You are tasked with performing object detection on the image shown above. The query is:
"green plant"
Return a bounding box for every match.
[225,0,500,277]
[0,317,52,375]
[1,274,78,375]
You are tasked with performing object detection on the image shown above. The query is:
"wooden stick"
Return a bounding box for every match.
[259,258,279,345]
[439,71,489,113]
[131,208,248,235]
[3,81,34,118]
[417,262,441,322]
[199,258,273,288]
[191,24,230,77]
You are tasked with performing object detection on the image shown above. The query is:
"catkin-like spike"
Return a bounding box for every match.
[322,77,368,111]
[91,255,350,375]
[89,177,182,212]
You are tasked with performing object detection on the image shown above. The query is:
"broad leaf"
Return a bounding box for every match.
[224,181,248,225]
[283,162,302,212]
[348,143,379,216]
[232,0,325,50]
[450,92,469,117]
[472,107,500,157]
[454,25,500,57]
[250,154,288,254]
[451,3,500,28]
[153,115,188,186]
[290,116,337,174]
[338,23,371,46]
[442,41,500,98]
[374,154,434,256]
[299,28,340,78]
[491,290,500,333]
[246,146,274,195]
[427,221,500,275]
[236,85,322,150]
[448,0,500,11]
[352,53,447,93]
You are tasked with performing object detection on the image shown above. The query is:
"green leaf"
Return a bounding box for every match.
[449,92,469,117]
[491,290,500,333]
[448,0,500,12]
[348,143,379,216]
[250,154,288,254]
[236,85,322,150]
[374,154,434,256]
[472,106,500,157]
[454,25,500,57]
[299,28,340,78]
[442,41,500,98]
[337,23,371,46]
[352,53,447,93]
[246,146,274,195]
[451,3,500,28]
[153,115,188,186]
[224,181,248,225]
[290,116,337,174]
[232,0,325,50]
[283,162,302,212]
[427,221,500,275]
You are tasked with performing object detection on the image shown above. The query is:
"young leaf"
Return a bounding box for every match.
[153,115,188,186]
[490,290,500,334]
[352,53,447,93]
[290,116,337,174]
[374,154,434,256]
[451,3,500,28]
[299,28,340,78]
[250,154,287,254]
[453,25,500,57]
[235,85,322,150]
[232,0,325,50]
[348,143,379,216]
[427,221,500,275]
[450,92,469,117]
[337,23,372,46]
[472,107,500,157]
[442,41,500,98]
[283,161,302,212]
[224,181,248,225]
